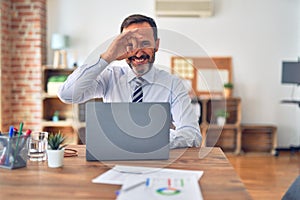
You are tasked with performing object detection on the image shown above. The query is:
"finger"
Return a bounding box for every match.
[116,48,138,60]
[126,42,133,52]
[116,53,127,60]
[131,37,138,50]
[114,28,144,60]
[123,29,143,43]
[116,49,132,60]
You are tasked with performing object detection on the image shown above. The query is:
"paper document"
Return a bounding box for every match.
[116,176,203,200]
[92,165,204,185]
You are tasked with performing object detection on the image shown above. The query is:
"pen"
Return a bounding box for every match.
[25,129,32,137]
[168,178,171,187]
[115,180,146,195]
[0,147,6,164]
[18,129,32,150]
[14,122,24,163]
[13,128,18,136]
[119,170,143,175]
[18,122,24,136]
[181,178,184,187]
[145,178,150,187]
[5,126,14,165]
[8,126,14,138]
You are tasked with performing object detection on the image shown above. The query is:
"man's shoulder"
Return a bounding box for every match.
[153,66,181,81]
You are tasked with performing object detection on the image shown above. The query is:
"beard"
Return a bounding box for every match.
[127,51,156,76]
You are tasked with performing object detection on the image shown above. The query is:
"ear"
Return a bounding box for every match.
[155,38,160,52]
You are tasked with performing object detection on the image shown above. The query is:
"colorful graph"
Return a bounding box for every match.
[155,178,183,196]
[156,187,181,196]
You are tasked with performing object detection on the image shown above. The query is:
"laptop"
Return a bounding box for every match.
[85,102,171,161]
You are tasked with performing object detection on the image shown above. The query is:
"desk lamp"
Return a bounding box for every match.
[51,33,69,68]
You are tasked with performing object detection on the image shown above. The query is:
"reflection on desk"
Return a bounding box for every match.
[0,145,251,200]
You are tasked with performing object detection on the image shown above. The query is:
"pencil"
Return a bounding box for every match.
[115,180,146,195]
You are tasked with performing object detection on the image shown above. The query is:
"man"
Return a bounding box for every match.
[58,14,202,149]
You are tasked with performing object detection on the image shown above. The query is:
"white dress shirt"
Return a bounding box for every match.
[58,57,202,149]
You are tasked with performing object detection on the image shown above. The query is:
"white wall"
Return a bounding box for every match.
[47,0,300,147]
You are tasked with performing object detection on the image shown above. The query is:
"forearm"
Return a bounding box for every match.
[169,127,202,149]
[169,79,202,149]
[57,57,108,104]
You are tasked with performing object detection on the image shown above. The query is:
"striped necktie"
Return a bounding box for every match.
[132,77,144,102]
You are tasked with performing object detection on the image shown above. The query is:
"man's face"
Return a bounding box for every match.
[122,22,159,76]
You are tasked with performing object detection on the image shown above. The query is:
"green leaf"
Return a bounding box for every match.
[224,82,234,88]
[47,131,67,150]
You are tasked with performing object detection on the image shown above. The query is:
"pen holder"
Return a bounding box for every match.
[0,135,30,169]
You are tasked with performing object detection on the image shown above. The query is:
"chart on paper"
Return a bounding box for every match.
[116,176,203,200]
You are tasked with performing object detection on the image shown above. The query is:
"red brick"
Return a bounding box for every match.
[11,0,26,3]
[16,5,31,9]
[1,0,46,131]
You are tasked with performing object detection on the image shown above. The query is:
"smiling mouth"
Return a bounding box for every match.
[128,55,150,63]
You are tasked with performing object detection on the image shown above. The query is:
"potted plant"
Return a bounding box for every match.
[223,82,233,98]
[52,110,59,122]
[47,131,67,168]
[215,109,230,125]
[47,75,68,95]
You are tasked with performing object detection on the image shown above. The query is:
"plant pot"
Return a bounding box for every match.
[223,88,232,98]
[217,117,226,126]
[47,149,64,168]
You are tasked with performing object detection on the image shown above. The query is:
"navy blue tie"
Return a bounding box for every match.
[132,77,144,102]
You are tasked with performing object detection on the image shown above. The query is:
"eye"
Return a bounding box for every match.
[141,41,151,47]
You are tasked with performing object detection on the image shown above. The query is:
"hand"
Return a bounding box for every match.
[101,27,155,63]
[101,28,141,63]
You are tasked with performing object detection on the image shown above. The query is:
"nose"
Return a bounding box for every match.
[135,49,145,58]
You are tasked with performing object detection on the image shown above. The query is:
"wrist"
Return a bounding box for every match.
[101,52,113,63]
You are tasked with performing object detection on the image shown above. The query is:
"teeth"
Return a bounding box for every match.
[130,55,149,62]
[134,58,145,62]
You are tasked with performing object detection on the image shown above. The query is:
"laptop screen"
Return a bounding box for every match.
[85,102,171,161]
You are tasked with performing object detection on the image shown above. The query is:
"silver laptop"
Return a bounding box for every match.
[85,102,171,161]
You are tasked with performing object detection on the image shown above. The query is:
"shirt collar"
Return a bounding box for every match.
[127,65,156,84]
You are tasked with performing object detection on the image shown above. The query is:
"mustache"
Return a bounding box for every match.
[128,54,150,61]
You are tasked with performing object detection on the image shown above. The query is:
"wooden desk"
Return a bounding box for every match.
[0,146,251,200]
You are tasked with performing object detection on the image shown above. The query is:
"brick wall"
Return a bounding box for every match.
[1,0,46,132]
[0,0,13,131]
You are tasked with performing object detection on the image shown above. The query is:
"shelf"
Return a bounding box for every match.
[206,128,238,152]
[198,97,242,154]
[42,67,74,93]
[41,67,79,145]
[42,126,77,145]
[42,98,73,121]
[41,92,59,99]
[41,120,73,127]
[204,124,240,129]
